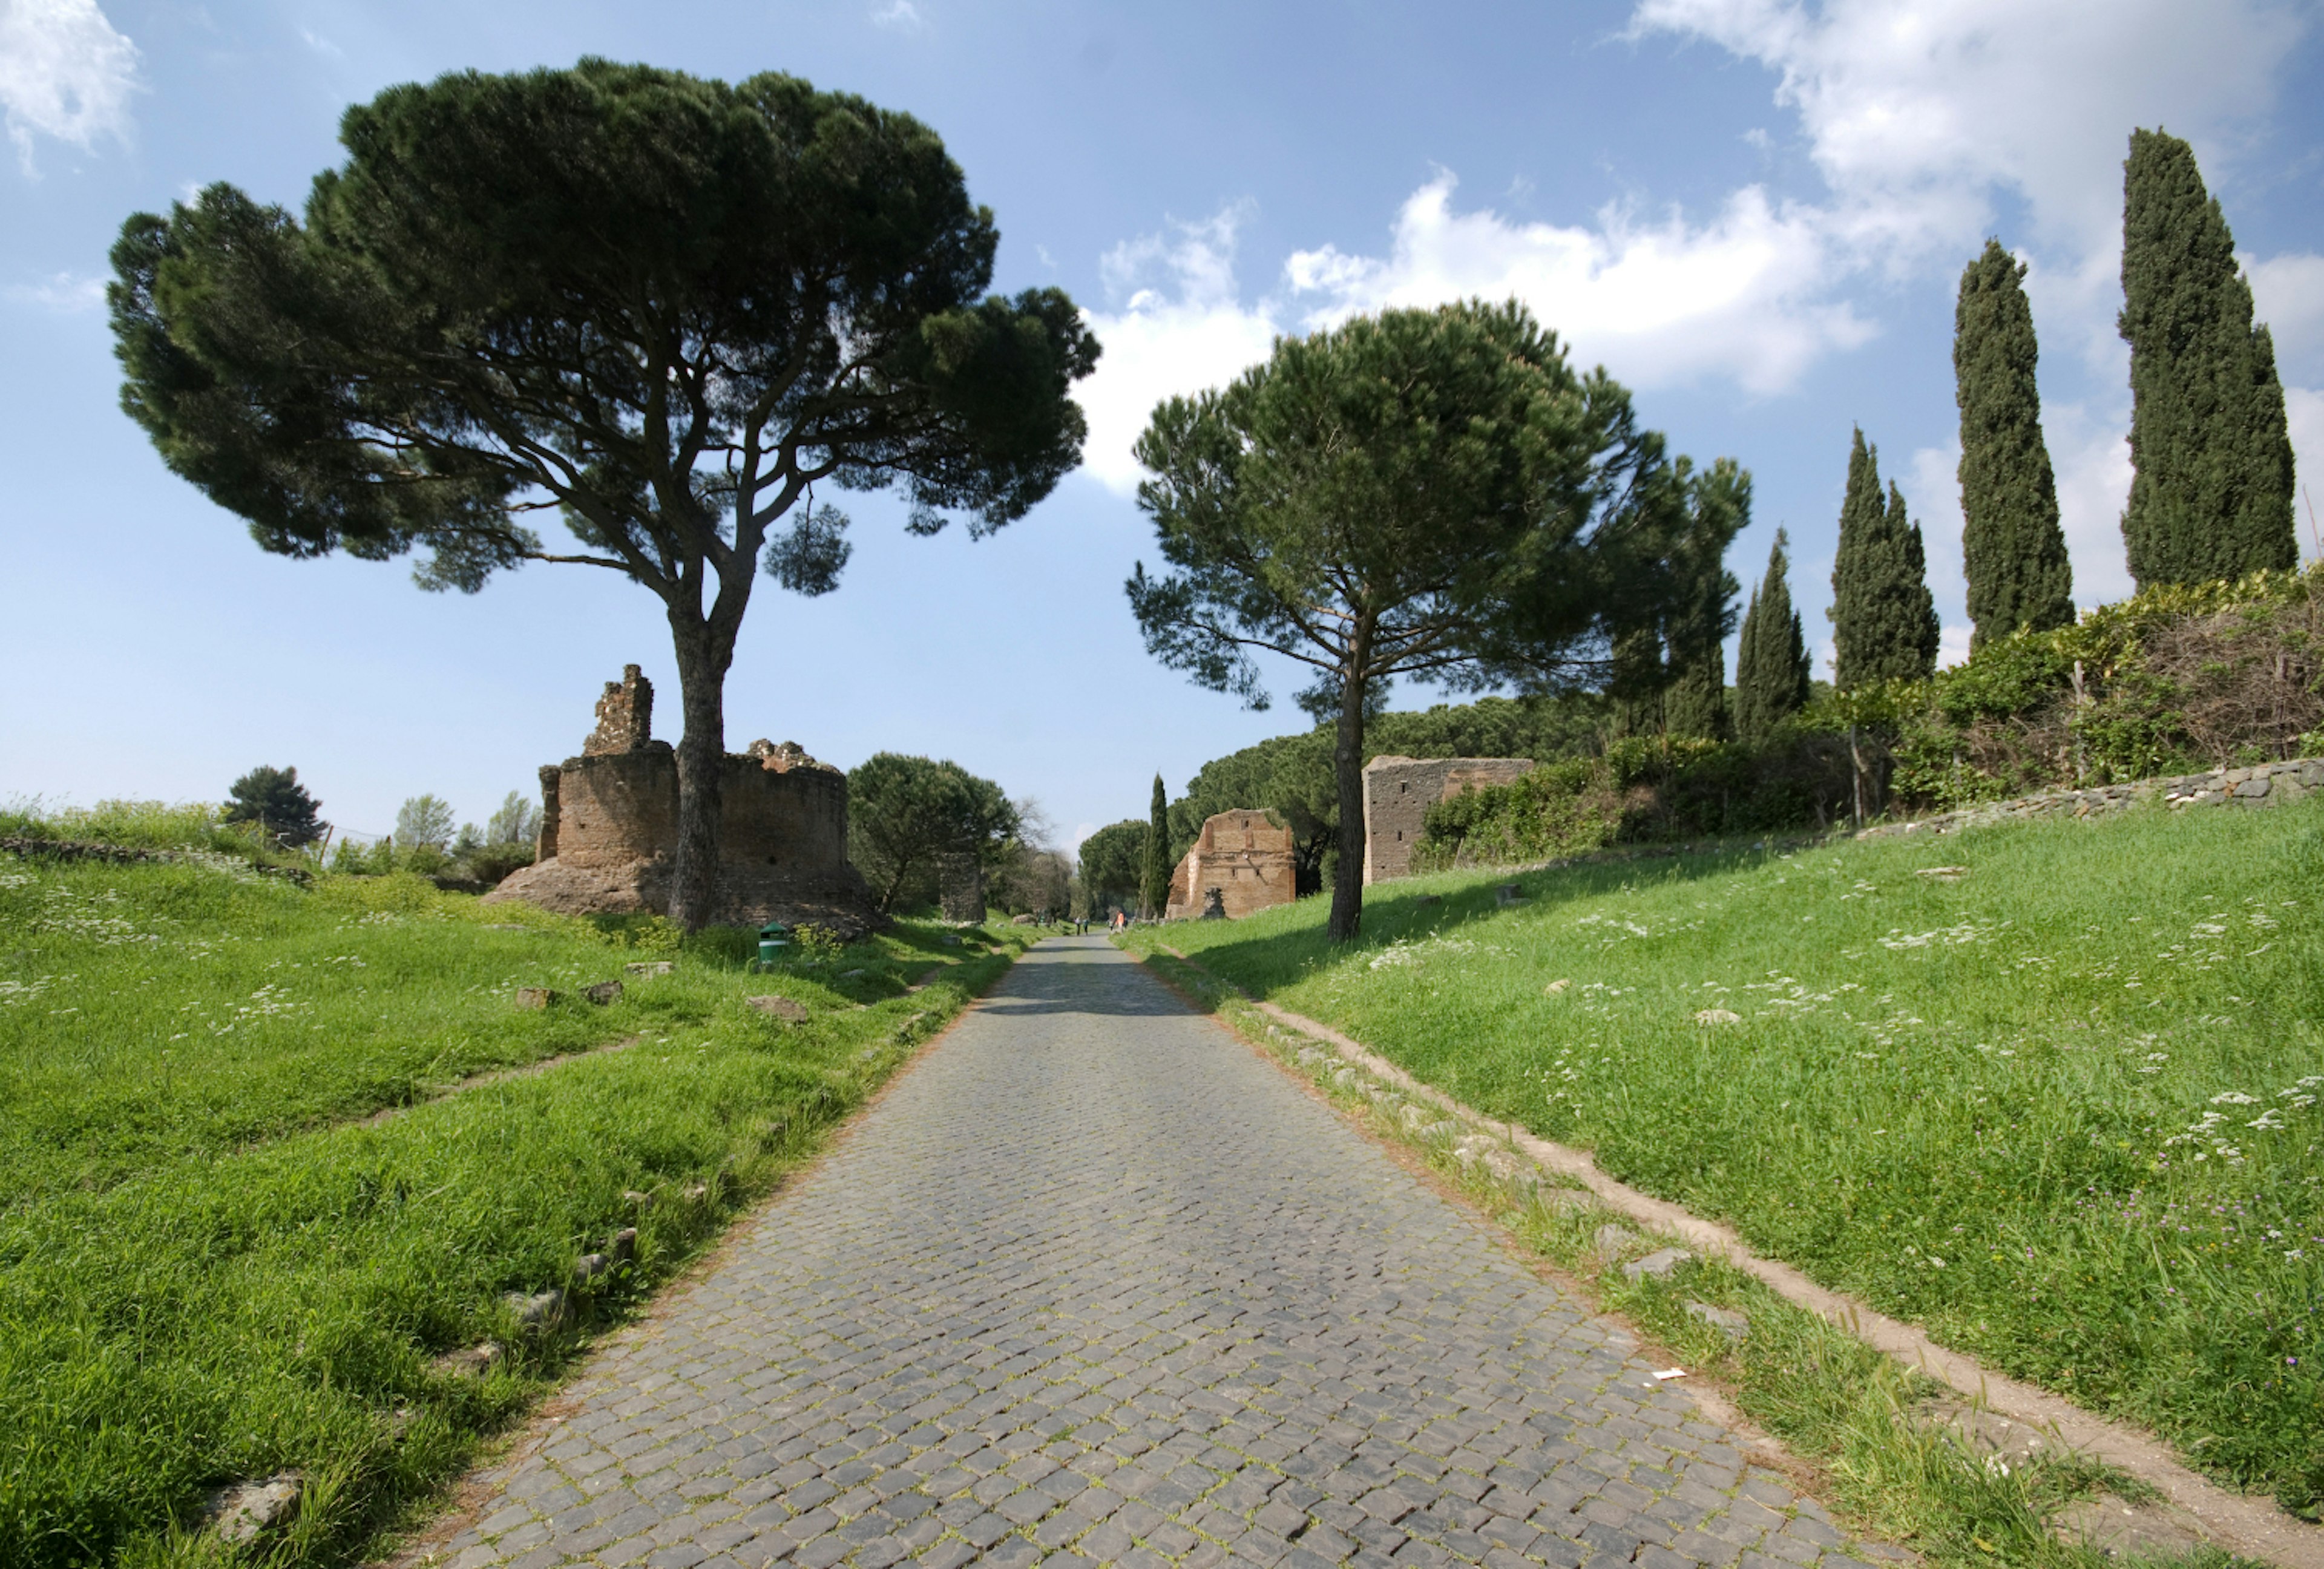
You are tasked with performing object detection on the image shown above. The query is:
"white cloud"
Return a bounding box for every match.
[1905,416,2149,654]
[870,0,924,33]
[0,0,137,171]
[1630,0,2310,393]
[2290,385,2324,565]
[5,269,102,310]
[1902,443,1977,668]
[1631,0,2302,265]
[2043,401,2137,606]
[1284,173,1874,395]
[2248,251,2324,381]
[1076,208,1282,494]
[298,27,343,58]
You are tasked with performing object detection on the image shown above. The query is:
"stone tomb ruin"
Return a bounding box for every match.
[1164,810,1298,920]
[484,666,882,935]
[1361,755,1536,883]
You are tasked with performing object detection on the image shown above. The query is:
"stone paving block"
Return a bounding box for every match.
[402,939,1887,1569]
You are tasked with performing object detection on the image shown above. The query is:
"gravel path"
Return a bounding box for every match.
[427,935,1876,1569]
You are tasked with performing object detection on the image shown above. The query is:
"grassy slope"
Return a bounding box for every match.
[0,857,1036,1569]
[1128,803,2324,1509]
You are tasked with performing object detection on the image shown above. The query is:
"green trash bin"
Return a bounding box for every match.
[754,922,791,972]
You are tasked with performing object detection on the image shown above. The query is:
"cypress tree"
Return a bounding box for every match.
[1955,239,2073,647]
[1830,431,1940,687]
[1139,772,1171,919]
[1663,658,1730,742]
[2119,128,2297,586]
[1663,571,1738,742]
[1733,528,1810,745]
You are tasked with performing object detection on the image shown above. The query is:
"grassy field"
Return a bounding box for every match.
[1144,952,2230,1569]
[1123,801,2324,1515]
[0,850,1038,1569]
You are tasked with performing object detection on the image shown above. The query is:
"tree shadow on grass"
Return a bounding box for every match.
[1164,837,1788,1000]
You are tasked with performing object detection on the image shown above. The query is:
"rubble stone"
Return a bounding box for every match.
[206,1473,301,1546]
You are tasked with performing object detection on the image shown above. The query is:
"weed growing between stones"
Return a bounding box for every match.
[1149,954,2255,1568]
[1122,801,2324,1514]
[0,853,1032,1569]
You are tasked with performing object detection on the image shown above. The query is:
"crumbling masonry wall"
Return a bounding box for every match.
[1164,810,1298,920]
[485,669,882,935]
[1361,755,1537,883]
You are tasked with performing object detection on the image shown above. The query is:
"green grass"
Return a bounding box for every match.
[1148,951,2262,1569]
[0,853,1035,1569]
[1125,802,2324,1513]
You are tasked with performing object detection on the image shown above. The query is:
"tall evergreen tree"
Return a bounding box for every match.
[1830,431,1940,687]
[1733,529,1810,745]
[1139,773,1172,919]
[1659,571,1739,741]
[2118,128,2297,586]
[1955,240,2073,647]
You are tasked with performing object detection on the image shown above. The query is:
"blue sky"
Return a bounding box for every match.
[4,0,2322,851]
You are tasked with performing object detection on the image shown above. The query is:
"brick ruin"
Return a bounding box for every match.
[1164,810,1298,920]
[1360,755,1536,883]
[483,667,883,935]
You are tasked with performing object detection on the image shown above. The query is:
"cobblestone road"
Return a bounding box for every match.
[431,937,1876,1569]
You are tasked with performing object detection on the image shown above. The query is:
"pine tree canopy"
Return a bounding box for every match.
[223,764,327,846]
[2118,128,2297,586]
[1830,431,1940,688]
[1733,528,1810,745]
[1955,239,2073,647]
[1128,298,1743,940]
[110,61,1098,929]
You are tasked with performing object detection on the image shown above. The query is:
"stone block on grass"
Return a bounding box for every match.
[507,1288,567,1331]
[1685,1302,1749,1340]
[430,1342,503,1380]
[516,987,556,1009]
[206,1473,302,1546]
[1623,1248,1695,1282]
[746,995,809,1024]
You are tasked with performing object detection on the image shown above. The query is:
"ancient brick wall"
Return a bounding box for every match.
[1165,809,1298,920]
[486,670,881,934]
[549,746,681,876]
[1361,756,1536,883]
[586,666,654,755]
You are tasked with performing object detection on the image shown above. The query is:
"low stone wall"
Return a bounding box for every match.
[1857,756,2322,841]
[0,838,312,883]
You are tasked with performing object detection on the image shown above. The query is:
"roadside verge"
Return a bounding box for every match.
[1139,943,2321,1569]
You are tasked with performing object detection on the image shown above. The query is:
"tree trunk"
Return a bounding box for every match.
[1327,645,1371,943]
[1848,724,1864,830]
[666,614,735,932]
